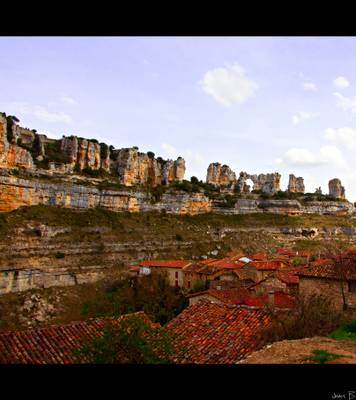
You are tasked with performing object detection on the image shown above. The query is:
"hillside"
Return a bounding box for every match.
[239,336,356,364]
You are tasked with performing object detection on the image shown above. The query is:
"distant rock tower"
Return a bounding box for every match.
[328,178,345,200]
[206,162,236,186]
[288,174,305,193]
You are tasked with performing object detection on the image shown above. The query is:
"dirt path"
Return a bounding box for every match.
[239,336,356,364]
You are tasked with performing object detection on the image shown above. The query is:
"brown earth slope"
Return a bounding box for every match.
[239,336,356,364]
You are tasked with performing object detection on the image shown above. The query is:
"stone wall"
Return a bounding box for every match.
[299,277,356,310]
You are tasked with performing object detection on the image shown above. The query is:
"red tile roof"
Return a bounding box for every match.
[205,258,244,269]
[246,260,284,270]
[188,288,250,305]
[139,260,192,269]
[275,271,299,285]
[251,252,270,261]
[297,263,356,280]
[0,312,156,364]
[242,292,295,309]
[165,302,271,363]
[277,248,296,257]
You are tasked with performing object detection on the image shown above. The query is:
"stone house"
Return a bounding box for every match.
[249,271,299,296]
[241,260,287,283]
[297,262,356,310]
[139,260,192,288]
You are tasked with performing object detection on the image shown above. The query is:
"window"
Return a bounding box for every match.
[175,271,179,279]
[175,280,179,288]
[188,281,191,288]
[349,281,356,293]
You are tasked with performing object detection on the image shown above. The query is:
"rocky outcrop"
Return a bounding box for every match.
[60,136,78,165]
[0,113,34,170]
[329,178,345,200]
[236,172,281,195]
[114,148,185,186]
[288,174,305,193]
[0,175,207,214]
[206,163,236,186]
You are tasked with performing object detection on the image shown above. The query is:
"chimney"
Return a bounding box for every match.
[268,290,275,308]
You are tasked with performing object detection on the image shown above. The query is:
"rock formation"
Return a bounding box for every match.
[329,178,345,200]
[236,171,281,195]
[288,174,305,193]
[0,111,185,187]
[114,148,185,186]
[206,163,236,186]
[0,113,34,170]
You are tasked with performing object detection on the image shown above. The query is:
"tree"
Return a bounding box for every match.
[259,293,342,344]
[75,314,174,364]
[190,176,199,184]
[147,151,155,159]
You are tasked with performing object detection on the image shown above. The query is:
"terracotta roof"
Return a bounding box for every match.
[188,288,250,305]
[246,260,284,270]
[277,248,296,257]
[251,252,270,261]
[165,302,271,363]
[243,291,295,309]
[297,263,356,280]
[296,250,311,257]
[205,258,244,269]
[275,271,299,285]
[310,258,334,267]
[0,312,156,364]
[139,260,192,269]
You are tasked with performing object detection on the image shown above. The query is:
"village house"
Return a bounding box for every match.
[138,260,192,288]
[249,270,300,296]
[241,260,287,283]
[297,255,356,310]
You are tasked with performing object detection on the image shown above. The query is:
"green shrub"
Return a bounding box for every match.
[329,320,356,340]
[305,349,343,364]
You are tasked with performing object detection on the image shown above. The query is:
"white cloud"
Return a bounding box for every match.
[161,143,204,168]
[325,127,356,149]
[4,102,72,124]
[334,92,356,114]
[161,143,178,159]
[302,82,317,91]
[60,95,77,105]
[281,145,346,168]
[292,111,320,125]
[200,63,258,107]
[333,76,350,89]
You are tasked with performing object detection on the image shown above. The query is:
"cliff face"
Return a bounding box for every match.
[0,175,209,214]
[288,174,305,193]
[113,148,185,186]
[0,112,185,187]
[206,163,236,186]
[329,178,345,200]
[0,114,34,170]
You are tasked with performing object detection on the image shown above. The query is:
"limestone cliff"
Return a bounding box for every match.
[206,163,236,186]
[329,178,345,200]
[0,112,186,187]
[288,174,305,193]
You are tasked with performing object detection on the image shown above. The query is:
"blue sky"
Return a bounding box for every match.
[1,36,356,201]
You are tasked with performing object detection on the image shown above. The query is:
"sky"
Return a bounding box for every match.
[1,36,356,201]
